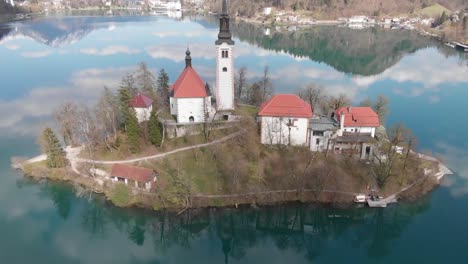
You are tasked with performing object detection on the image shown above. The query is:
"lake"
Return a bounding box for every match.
[1,13,468,263]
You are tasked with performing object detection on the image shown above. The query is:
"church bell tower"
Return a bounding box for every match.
[215,0,235,111]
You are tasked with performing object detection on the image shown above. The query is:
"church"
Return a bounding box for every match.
[170,0,235,123]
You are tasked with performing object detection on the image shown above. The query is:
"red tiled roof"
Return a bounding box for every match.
[111,164,155,183]
[129,93,154,108]
[335,107,380,127]
[170,66,208,98]
[258,94,313,118]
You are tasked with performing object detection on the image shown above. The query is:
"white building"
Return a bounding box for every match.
[263,7,272,16]
[170,49,211,123]
[330,106,380,159]
[215,0,235,113]
[129,93,154,123]
[334,106,380,138]
[110,164,158,191]
[348,16,368,24]
[259,94,313,146]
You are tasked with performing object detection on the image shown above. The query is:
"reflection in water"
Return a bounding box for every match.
[225,21,460,76]
[31,179,432,264]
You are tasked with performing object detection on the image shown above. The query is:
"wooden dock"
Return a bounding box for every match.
[367,196,397,208]
[453,42,468,52]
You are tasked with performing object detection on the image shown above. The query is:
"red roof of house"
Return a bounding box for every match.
[258,94,313,118]
[129,93,154,108]
[335,107,380,127]
[170,66,208,98]
[111,164,155,183]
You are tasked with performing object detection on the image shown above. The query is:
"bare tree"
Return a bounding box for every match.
[96,86,119,151]
[54,102,79,146]
[235,66,247,102]
[370,123,412,189]
[298,83,324,113]
[260,66,273,104]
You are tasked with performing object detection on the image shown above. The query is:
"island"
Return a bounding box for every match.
[12,0,453,212]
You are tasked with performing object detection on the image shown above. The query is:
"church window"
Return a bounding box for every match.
[222,50,229,58]
[222,67,227,72]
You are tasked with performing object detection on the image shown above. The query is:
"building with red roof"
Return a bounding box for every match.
[258,94,313,146]
[110,164,158,191]
[169,49,211,123]
[334,106,380,137]
[129,93,154,123]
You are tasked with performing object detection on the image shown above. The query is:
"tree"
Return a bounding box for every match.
[373,95,389,124]
[96,86,119,150]
[247,82,263,106]
[298,83,323,112]
[40,128,65,168]
[126,108,141,153]
[322,93,351,114]
[359,98,373,107]
[157,69,170,108]
[370,123,412,189]
[135,62,157,99]
[120,73,138,98]
[148,109,163,146]
[260,66,273,104]
[54,102,79,146]
[235,66,247,102]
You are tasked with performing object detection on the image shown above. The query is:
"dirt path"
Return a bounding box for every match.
[68,130,243,165]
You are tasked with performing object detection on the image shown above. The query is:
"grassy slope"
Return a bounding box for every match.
[415,3,452,18]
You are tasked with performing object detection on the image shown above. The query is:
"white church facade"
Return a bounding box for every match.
[170,49,211,123]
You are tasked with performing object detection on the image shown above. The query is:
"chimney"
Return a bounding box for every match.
[348,106,352,113]
[340,112,345,131]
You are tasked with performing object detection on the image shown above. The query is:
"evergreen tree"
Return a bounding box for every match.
[157,69,170,107]
[126,108,140,153]
[40,128,65,168]
[148,109,163,146]
[135,62,157,99]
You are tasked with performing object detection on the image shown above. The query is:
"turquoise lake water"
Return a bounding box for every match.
[0,14,468,263]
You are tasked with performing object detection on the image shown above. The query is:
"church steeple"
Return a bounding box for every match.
[216,0,234,45]
[185,48,192,68]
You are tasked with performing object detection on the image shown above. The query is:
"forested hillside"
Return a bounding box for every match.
[208,0,467,18]
[0,1,15,15]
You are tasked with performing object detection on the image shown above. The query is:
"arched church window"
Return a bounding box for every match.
[189,116,195,122]
[222,50,229,58]
[222,67,227,72]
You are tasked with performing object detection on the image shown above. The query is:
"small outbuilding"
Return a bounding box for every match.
[129,93,154,123]
[110,164,158,191]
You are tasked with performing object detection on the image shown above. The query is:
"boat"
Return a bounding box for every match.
[353,194,367,203]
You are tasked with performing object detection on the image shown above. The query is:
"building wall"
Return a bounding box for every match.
[175,97,209,123]
[216,43,235,111]
[170,97,177,115]
[342,126,376,137]
[309,130,334,152]
[261,116,309,146]
[134,105,152,123]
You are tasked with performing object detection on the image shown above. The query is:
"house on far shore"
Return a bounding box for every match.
[129,93,154,123]
[259,94,313,146]
[169,49,211,123]
[332,106,380,159]
[110,164,158,191]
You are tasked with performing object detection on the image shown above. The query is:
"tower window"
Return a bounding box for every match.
[222,50,229,58]
[222,67,227,72]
